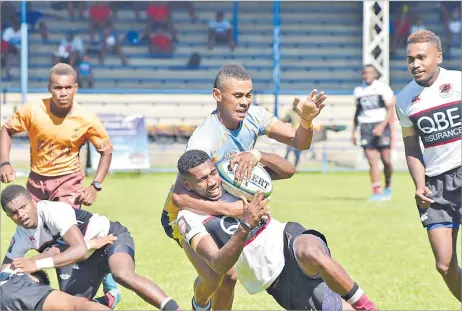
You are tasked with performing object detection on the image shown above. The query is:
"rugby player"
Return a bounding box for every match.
[0,269,112,311]
[395,30,461,301]
[176,149,378,311]
[161,64,327,310]
[351,64,395,201]
[0,63,120,307]
[0,184,181,310]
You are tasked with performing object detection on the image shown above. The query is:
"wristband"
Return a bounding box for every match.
[161,297,179,311]
[0,161,11,168]
[249,149,262,162]
[300,118,313,130]
[240,219,253,231]
[35,257,54,270]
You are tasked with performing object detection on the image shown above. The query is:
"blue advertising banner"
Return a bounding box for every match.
[89,114,150,171]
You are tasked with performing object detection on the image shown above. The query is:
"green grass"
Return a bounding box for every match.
[1,173,459,310]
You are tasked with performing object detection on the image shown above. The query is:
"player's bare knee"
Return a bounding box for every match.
[295,237,328,267]
[112,268,135,286]
[435,260,451,276]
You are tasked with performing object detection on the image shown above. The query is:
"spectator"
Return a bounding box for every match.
[77,54,94,89]
[68,1,85,20]
[1,20,20,79]
[88,2,112,42]
[1,39,12,79]
[144,1,177,42]
[52,31,84,67]
[149,25,175,57]
[99,26,128,66]
[410,17,426,34]
[282,99,303,168]
[208,12,235,51]
[19,3,63,42]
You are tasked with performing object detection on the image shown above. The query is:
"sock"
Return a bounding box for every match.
[341,283,377,310]
[372,183,381,195]
[192,297,211,311]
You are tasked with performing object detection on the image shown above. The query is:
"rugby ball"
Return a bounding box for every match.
[217,159,273,201]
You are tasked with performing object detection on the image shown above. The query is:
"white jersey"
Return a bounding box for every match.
[5,201,110,260]
[178,192,286,295]
[396,68,462,176]
[353,79,394,124]
[186,105,277,162]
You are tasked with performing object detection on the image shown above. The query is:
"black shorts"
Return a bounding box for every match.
[266,222,342,311]
[56,221,135,298]
[0,274,54,310]
[360,122,391,149]
[418,166,462,229]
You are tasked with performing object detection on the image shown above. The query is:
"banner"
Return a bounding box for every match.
[90,114,150,171]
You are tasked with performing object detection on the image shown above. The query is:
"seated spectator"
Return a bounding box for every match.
[149,26,175,57]
[144,1,177,42]
[1,39,12,79]
[77,54,94,88]
[208,12,235,51]
[19,3,62,42]
[126,30,140,45]
[410,17,426,34]
[99,26,128,65]
[68,1,85,20]
[167,1,198,23]
[89,2,112,42]
[1,20,20,78]
[52,31,84,67]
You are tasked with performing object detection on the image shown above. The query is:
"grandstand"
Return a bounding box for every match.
[1,1,460,172]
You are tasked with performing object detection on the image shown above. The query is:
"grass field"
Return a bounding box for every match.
[1,172,459,310]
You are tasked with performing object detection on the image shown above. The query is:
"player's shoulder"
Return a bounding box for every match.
[396,80,420,108]
[72,102,99,120]
[443,68,461,82]
[187,111,222,144]
[247,105,270,119]
[37,200,74,217]
[372,79,393,91]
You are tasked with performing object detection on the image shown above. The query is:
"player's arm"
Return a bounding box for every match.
[351,100,360,145]
[172,175,244,218]
[402,128,426,190]
[182,193,268,274]
[0,104,32,183]
[397,102,433,207]
[259,151,296,180]
[12,225,87,273]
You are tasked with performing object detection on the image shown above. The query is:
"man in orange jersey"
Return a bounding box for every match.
[0,63,120,309]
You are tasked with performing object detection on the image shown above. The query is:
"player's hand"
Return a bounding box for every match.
[294,89,327,121]
[241,191,269,229]
[229,151,261,184]
[351,132,357,145]
[0,163,16,183]
[89,234,117,250]
[11,258,37,273]
[77,185,98,206]
[415,186,434,208]
[373,124,385,136]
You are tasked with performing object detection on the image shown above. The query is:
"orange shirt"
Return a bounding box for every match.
[3,98,113,176]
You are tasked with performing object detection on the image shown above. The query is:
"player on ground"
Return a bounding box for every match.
[395,30,461,301]
[0,63,120,307]
[0,269,112,311]
[161,64,327,310]
[176,149,378,311]
[351,64,395,201]
[0,184,181,311]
